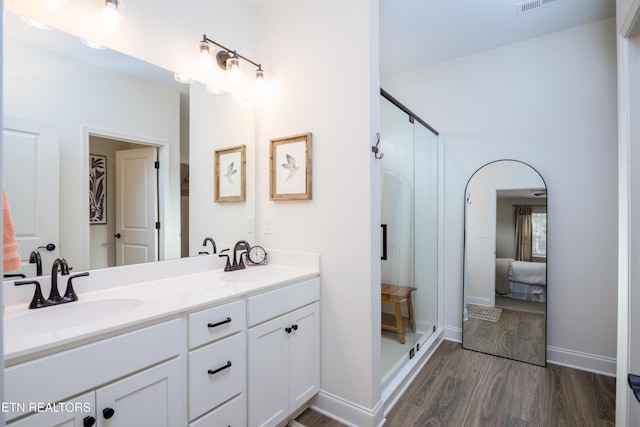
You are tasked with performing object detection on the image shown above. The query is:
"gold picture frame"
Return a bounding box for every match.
[270,133,312,200]
[214,144,246,202]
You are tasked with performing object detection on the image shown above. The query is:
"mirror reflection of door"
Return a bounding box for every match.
[462,160,547,366]
[89,137,159,269]
[2,117,60,277]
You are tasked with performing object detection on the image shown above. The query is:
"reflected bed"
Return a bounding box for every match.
[496,258,546,302]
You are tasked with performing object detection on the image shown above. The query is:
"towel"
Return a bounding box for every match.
[3,187,21,272]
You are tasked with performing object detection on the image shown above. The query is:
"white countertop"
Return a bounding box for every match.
[3,263,319,363]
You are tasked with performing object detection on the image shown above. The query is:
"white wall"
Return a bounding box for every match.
[4,37,181,270]
[383,19,619,371]
[189,82,256,252]
[254,1,382,425]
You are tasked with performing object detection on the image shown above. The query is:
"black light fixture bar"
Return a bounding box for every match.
[201,34,263,71]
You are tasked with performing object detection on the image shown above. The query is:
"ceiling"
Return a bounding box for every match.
[379,0,616,76]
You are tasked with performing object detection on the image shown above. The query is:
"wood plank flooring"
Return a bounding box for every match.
[462,307,546,366]
[296,340,616,427]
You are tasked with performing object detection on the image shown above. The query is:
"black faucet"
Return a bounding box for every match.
[49,257,70,304]
[29,250,43,276]
[200,237,217,255]
[232,240,251,270]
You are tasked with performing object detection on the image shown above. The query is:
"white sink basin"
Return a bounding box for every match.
[4,298,143,336]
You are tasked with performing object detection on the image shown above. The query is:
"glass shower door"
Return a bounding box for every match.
[380,93,438,388]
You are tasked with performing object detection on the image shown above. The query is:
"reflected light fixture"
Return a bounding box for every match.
[21,16,53,30]
[102,0,122,28]
[198,34,264,89]
[81,38,107,50]
[174,72,193,84]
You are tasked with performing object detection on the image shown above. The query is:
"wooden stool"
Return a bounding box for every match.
[381,283,417,344]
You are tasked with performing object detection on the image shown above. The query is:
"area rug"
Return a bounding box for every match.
[467,304,503,322]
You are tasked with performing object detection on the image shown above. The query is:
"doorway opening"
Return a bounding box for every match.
[88,134,160,269]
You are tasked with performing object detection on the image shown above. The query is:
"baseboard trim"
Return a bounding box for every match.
[311,390,385,427]
[443,325,462,342]
[547,346,616,377]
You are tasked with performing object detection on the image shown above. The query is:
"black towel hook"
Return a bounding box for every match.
[372,133,384,159]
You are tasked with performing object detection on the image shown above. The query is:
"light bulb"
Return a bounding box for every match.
[198,42,212,72]
[102,0,121,28]
[226,56,241,84]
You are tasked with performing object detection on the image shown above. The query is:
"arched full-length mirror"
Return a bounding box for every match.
[462,160,547,366]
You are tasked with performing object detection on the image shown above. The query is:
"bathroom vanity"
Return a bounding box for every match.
[2,253,320,427]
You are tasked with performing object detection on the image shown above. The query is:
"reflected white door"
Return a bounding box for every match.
[115,147,158,266]
[2,117,59,277]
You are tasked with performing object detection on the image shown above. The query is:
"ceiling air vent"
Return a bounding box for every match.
[516,0,565,16]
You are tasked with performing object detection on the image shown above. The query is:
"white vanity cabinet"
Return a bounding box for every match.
[247,278,320,427]
[187,300,247,426]
[8,392,96,427]
[5,320,185,426]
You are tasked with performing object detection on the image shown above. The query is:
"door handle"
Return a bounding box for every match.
[38,243,56,251]
[114,233,121,238]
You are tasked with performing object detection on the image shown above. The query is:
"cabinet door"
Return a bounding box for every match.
[96,357,183,427]
[247,316,289,427]
[9,392,96,427]
[288,302,320,411]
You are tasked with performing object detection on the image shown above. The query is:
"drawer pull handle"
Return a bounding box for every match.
[208,317,232,328]
[208,361,232,375]
[83,416,96,427]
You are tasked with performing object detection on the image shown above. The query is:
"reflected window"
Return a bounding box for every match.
[532,211,547,258]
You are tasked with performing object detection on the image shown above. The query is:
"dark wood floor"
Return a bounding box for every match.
[462,307,546,366]
[296,340,616,427]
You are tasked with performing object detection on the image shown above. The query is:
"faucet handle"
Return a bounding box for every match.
[219,249,232,271]
[64,272,90,302]
[14,280,49,309]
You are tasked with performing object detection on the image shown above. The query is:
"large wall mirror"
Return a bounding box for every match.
[462,160,547,366]
[2,10,255,279]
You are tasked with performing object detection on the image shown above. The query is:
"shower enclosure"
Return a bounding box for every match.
[380,90,439,387]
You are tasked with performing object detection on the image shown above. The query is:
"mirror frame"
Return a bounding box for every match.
[461,159,547,366]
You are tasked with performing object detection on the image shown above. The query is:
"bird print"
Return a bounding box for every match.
[225,161,237,185]
[282,154,299,182]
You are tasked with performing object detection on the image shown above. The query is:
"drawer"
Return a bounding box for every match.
[188,300,246,349]
[247,278,319,326]
[189,393,246,427]
[188,331,246,421]
[4,319,182,421]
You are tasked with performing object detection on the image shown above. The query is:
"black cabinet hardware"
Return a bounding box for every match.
[83,415,96,426]
[208,361,232,375]
[103,407,115,419]
[207,317,232,328]
[628,373,640,403]
[114,233,121,238]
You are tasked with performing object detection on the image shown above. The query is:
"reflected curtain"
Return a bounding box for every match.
[515,206,533,261]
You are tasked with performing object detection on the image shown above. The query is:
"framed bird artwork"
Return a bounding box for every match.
[269,133,312,200]
[214,144,246,202]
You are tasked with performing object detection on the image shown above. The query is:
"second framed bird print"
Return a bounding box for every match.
[270,133,312,200]
[214,144,246,202]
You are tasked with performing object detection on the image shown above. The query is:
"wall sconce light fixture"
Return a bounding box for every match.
[198,34,264,90]
[102,0,122,28]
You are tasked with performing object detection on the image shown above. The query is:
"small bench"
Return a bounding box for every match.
[381,283,417,344]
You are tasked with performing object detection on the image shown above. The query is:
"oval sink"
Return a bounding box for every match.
[5,298,143,336]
